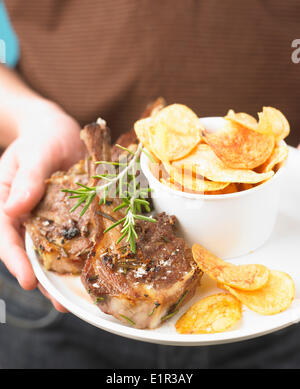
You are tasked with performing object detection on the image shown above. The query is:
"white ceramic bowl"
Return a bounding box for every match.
[140,117,288,259]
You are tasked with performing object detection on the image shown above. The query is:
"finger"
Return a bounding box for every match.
[0,210,37,290]
[0,144,18,203]
[38,284,69,313]
[4,153,51,218]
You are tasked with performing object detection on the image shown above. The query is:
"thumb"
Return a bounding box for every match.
[4,157,50,218]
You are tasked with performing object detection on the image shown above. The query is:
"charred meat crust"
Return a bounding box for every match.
[81,212,202,329]
[24,161,94,274]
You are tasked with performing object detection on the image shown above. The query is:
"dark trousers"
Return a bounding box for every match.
[1,262,300,369]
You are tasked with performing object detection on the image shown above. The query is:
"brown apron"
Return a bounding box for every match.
[4,0,300,145]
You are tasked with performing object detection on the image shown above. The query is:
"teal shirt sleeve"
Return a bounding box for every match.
[0,0,19,67]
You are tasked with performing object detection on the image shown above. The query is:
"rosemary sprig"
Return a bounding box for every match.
[62,143,156,253]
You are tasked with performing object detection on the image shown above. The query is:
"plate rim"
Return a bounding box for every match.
[25,232,300,346]
[25,146,300,346]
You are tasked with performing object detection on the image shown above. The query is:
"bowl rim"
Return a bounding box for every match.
[140,127,288,201]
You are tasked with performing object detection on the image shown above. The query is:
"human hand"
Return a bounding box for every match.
[0,102,85,312]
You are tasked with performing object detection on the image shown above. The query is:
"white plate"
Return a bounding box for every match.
[26,146,300,346]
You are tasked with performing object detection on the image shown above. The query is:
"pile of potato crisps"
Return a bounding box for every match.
[175,244,295,334]
[135,102,294,334]
[134,103,290,194]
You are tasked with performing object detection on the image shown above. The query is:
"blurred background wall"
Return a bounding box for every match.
[0,0,19,67]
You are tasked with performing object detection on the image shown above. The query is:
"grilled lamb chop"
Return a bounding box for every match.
[81,122,202,329]
[24,119,111,275]
[24,99,162,275]
[24,160,99,274]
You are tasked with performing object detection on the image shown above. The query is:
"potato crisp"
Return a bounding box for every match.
[257,107,290,141]
[192,244,270,291]
[176,293,242,334]
[135,104,202,162]
[220,270,295,315]
[189,243,295,332]
[134,103,289,195]
[204,120,275,170]
[170,144,274,184]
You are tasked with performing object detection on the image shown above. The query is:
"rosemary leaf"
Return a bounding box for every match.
[115,144,135,155]
[134,214,156,223]
[134,198,150,206]
[61,189,91,195]
[116,230,128,245]
[113,202,128,212]
[95,161,127,166]
[119,314,135,326]
[129,232,136,253]
[91,175,112,181]
[75,182,95,190]
[80,192,96,217]
[103,216,126,234]
[161,309,179,322]
[131,225,138,239]
[69,196,87,213]
[142,147,156,163]
[95,297,105,303]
